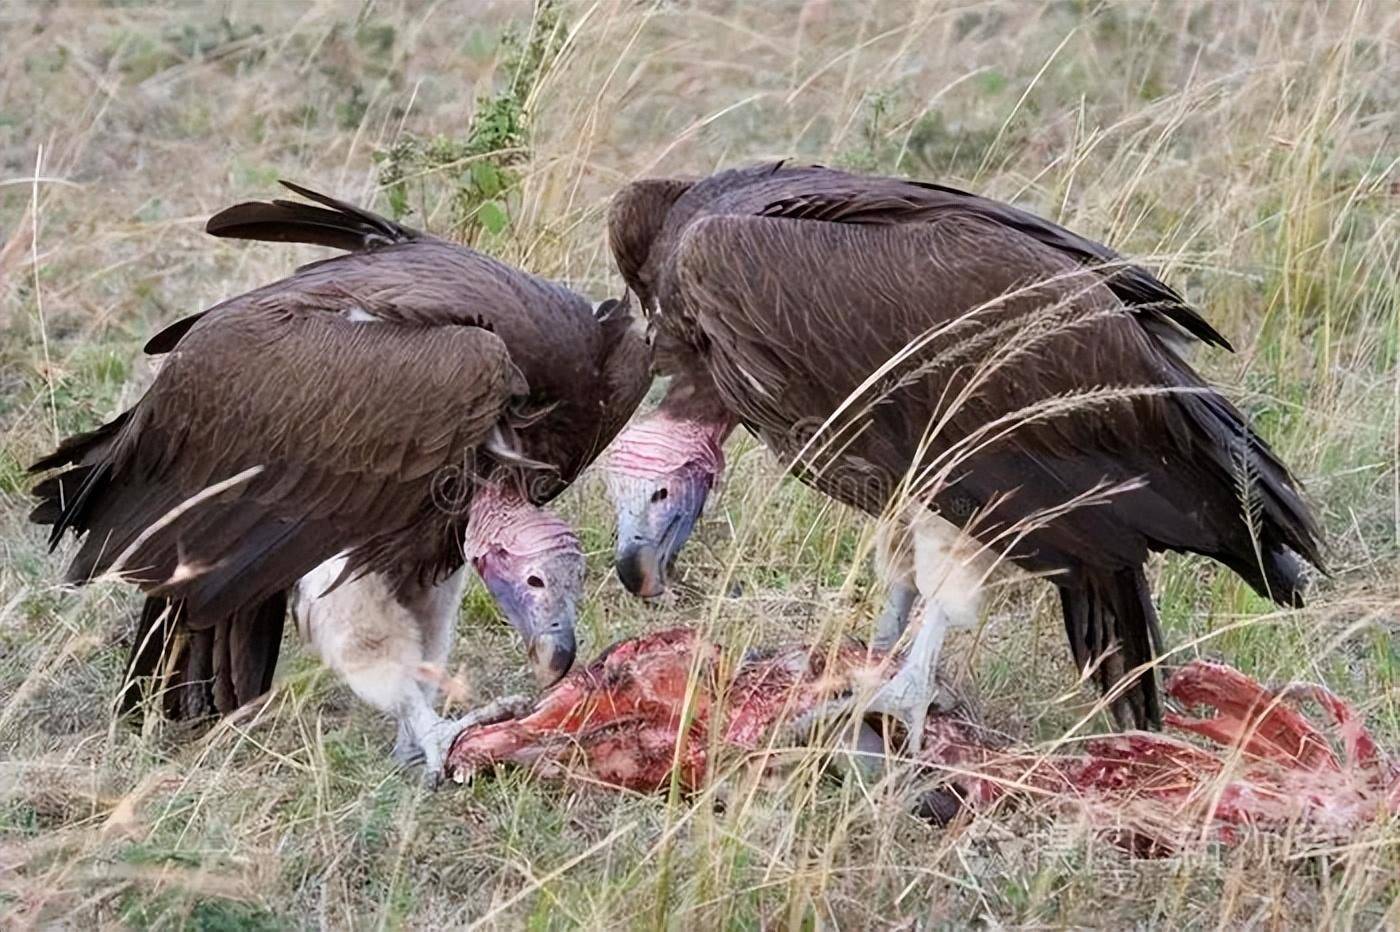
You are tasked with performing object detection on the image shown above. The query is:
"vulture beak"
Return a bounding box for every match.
[611,470,711,598]
[525,618,577,688]
[615,541,667,598]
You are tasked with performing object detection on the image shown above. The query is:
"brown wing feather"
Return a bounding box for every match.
[665,211,1320,591]
[37,182,649,725]
[755,175,1230,348]
[52,302,519,619]
[645,163,1230,351]
[201,185,633,496]
[205,180,423,253]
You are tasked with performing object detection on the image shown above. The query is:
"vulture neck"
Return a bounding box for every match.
[464,484,577,560]
[609,409,732,480]
[627,377,736,477]
[658,368,735,427]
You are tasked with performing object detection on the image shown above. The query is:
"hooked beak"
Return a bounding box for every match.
[614,486,704,598]
[616,540,668,598]
[526,625,576,687]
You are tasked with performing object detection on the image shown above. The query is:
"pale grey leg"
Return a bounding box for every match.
[799,512,987,756]
[391,721,423,767]
[872,513,917,652]
[872,581,917,652]
[394,567,466,768]
[861,600,951,754]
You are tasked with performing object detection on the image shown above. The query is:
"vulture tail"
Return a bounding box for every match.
[31,416,287,727]
[1058,567,1163,730]
[118,594,287,724]
[204,180,420,253]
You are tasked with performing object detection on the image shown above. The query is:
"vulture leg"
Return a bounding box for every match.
[872,584,917,653]
[873,509,918,646]
[391,722,424,766]
[392,565,467,767]
[865,513,989,754]
[798,514,989,755]
[294,557,473,778]
[871,512,917,652]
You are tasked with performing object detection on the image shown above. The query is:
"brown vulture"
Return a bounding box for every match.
[30,183,651,773]
[603,161,1323,741]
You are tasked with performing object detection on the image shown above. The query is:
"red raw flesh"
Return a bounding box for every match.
[444,628,1398,854]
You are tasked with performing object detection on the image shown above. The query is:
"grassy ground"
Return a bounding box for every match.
[2,0,1397,927]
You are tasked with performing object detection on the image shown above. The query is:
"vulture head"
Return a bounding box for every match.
[605,410,727,597]
[607,178,693,313]
[465,485,584,685]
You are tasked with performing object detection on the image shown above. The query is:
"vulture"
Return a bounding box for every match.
[30,183,650,773]
[603,162,1323,741]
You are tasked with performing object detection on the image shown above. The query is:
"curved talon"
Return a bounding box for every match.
[401,694,538,788]
[783,682,950,757]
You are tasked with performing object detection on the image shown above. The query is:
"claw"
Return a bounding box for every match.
[398,694,535,788]
[865,667,934,754]
[425,694,535,786]
[783,675,946,757]
[453,694,534,731]
[419,718,464,783]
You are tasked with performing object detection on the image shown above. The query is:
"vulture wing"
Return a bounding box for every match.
[752,169,1231,351]
[41,303,521,614]
[155,185,650,495]
[668,211,1319,577]
[34,181,648,721]
[32,295,523,722]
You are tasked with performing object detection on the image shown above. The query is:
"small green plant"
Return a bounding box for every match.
[375,0,565,243]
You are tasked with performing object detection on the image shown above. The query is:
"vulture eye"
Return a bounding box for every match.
[527,574,545,589]
[651,487,669,503]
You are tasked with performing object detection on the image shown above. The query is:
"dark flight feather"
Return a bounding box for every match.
[205,180,421,253]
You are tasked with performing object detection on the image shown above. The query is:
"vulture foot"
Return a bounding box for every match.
[869,673,963,756]
[793,675,959,758]
[410,695,535,787]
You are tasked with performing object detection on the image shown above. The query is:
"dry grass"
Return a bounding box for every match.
[2,0,1398,927]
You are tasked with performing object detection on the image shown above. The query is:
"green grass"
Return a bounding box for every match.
[2,0,1398,927]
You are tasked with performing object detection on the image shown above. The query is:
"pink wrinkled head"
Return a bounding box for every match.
[606,410,728,481]
[464,484,581,561]
[465,484,583,686]
[604,411,731,598]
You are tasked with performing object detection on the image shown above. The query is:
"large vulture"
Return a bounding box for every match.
[31,183,650,773]
[603,161,1323,740]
